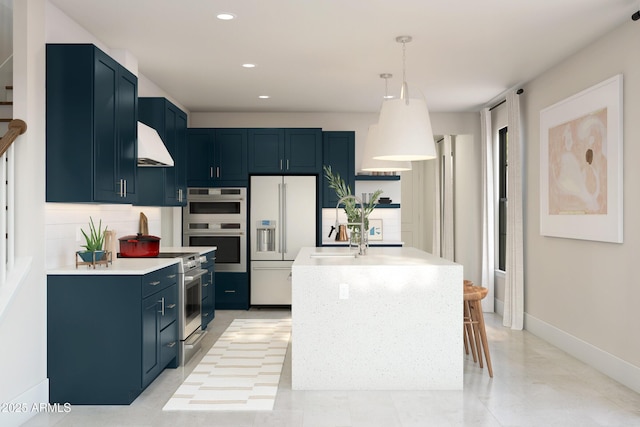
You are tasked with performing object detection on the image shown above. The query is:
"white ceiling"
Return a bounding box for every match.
[50,0,636,114]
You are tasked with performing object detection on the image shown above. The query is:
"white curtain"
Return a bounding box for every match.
[432,136,454,261]
[480,108,495,312]
[503,90,525,330]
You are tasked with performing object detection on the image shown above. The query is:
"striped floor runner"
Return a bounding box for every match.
[163,318,291,411]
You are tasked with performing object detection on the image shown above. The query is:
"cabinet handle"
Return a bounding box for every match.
[202,282,209,287]
[216,166,220,178]
[224,290,236,293]
[166,341,177,348]
[149,281,161,286]
[286,159,290,170]
[158,297,165,315]
[210,167,214,178]
[118,179,124,197]
[166,303,176,309]
[177,188,183,202]
[167,274,177,279]
[124,179,127,197]
[210,272,213,283]
[280,159,283,171]
[203,312,210,317]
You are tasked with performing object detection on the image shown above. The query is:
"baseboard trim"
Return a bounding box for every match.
[1,378,49,427]
[524,313,640,394]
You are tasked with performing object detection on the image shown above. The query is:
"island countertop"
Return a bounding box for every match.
[291,245,463,391]
[294,246,458,267]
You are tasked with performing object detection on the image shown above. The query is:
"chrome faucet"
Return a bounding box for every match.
[335,194,367,255]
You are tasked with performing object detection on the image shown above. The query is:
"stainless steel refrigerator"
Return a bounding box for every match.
[250,175,317,305]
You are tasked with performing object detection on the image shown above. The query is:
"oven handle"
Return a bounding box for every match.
[184,268,208,283]
[185,231,245,236]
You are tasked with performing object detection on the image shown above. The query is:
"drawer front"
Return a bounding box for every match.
[160,320,178,367]
[215,272,248,309]
[159,284,178,331]
[142,264,179,298]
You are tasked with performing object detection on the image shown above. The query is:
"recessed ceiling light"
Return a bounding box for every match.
[216,13,236,20]
[242,63,256,68]
[259,95,270,99]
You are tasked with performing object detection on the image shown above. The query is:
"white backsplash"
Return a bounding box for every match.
[45,203,162,269]
[321,207,401,245]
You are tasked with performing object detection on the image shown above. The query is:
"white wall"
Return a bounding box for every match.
[521,19,640,390]
[0,2,47,426]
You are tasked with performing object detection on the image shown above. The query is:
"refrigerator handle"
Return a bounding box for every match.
[282,182,287,254]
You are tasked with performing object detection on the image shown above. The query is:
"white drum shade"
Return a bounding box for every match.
[361,124,411,172]
[374,98,436,161]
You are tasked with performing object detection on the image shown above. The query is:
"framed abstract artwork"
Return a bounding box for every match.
[367,219,383,241]
[539,74,623,243]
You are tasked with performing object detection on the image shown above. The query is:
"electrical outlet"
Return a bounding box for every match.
[339,283,349,300]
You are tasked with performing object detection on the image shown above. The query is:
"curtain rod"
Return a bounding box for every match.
[488,88,524,111]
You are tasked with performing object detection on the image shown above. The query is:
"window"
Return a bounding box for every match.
[498,127,508,271]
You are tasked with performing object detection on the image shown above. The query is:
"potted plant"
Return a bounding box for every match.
[77,217,107,262]
[323,165,382,241]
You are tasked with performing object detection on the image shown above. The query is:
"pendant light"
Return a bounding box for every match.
[373,36,436,161]
[361,74,412,172]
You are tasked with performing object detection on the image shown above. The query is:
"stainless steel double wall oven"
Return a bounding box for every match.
[183,188,247,273]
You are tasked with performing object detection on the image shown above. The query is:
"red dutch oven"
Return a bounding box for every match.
[118,233,161,257]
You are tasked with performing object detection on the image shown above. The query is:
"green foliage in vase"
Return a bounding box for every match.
[80,217,107,252]
[323,165,382,230]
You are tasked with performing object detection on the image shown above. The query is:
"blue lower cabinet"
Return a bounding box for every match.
[47,264,178,404]
[215,272,249,310]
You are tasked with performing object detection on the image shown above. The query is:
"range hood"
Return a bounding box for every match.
[137,121,174,167]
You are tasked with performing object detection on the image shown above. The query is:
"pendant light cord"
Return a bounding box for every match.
[398,37,411,105]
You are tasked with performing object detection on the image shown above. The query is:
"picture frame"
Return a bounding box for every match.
[539,74,623,243]
[367,219,383,241]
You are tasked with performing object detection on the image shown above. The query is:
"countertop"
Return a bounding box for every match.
[47,246,216,276]
[294,246,458,267]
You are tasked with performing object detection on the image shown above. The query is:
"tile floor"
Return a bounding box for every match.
[24,309,640,427]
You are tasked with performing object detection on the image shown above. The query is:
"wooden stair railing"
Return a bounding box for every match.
[0,119,27,157]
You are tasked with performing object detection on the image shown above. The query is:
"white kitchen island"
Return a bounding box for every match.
[291,246,463,390]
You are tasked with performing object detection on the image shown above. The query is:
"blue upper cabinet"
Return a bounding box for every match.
[46,44,138,203]
[248,128,322,174]
[186,128,248,187]
[137,97,188,206]
[322,131,355,207]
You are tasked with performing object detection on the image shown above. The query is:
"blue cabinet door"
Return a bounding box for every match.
[142,293,162,387]
[186,128,215,187]
[248,128,285,173]
[213,129,248,187]
[116,65,138,202]
[322,131,355,207]
[285,128,322,173]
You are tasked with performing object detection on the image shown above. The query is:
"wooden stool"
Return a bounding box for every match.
[462,280,478,362]
[463,284,493,377]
